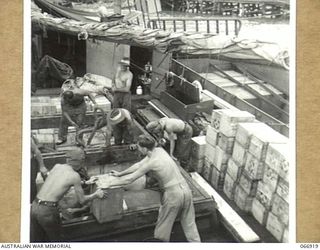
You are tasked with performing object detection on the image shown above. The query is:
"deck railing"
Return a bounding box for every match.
[147,18,242,36]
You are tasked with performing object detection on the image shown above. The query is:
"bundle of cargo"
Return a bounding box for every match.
[204,109,255,193]
[188,136,207,173]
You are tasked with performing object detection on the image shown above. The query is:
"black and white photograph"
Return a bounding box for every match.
[26,0,293,244]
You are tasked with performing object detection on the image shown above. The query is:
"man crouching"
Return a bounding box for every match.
[105,135,201,242]
[30,147,107,242]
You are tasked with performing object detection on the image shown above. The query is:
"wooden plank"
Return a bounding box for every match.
[190,172,260,243]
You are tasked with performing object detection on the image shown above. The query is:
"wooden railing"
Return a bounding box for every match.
[147,18,242,36]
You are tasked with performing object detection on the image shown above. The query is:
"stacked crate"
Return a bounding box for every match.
[188,136,207,172]
[205,109,255,192]
[31,128,57,149]
[233,122,288,215]
[264,143,290,242]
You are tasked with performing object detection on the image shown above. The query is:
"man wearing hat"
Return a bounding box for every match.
[108,108,135,146]
[30,147,107,242]
[113,57,133,111]
[146,118,193,168]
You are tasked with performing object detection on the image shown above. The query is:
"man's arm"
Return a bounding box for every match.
[112,156,148,177]
[62,111,79,128]
[108,159,152,187]
[73,174,106,205]
[31,139,49,176]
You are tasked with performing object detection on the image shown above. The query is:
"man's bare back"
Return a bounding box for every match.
[37,164,80,202]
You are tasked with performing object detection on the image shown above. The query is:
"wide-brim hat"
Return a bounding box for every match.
[119,58,130,66]
[109,108,126,125]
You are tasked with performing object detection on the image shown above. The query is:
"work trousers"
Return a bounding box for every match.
[30,158,39,203]
[154,182,201,242]
[112,124,134,145]
[113,91,131,111]
[174,124,193,167]
[58,102,87,141]
[30,201,62,242]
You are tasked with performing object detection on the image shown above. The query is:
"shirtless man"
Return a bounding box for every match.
[30,147,107,242]
[104,135,200,242]
[146,118,193,168]
[57,79,97,145]
[113,58,133,111]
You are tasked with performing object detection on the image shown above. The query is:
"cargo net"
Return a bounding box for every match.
[162,0,289,18]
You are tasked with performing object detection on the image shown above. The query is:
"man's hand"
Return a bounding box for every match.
[110,170,120,177]
[129,144,137,151]
[71,122,79,129]
[95,189,108,199]
[85,176,98,185]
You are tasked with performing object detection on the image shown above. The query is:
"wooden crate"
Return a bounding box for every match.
[214,146,230,172]
[244,152,265,180]
[239,171,259,197]
[188,157,204,173]
[234,184,253,212]
[217,133,235,154]
[205,143,216,164]
[282,227,289,243]
[235,122,266,149]
[251,198,268,226]
[262,165,279,193]
[232,141,247,166]
[226,157,242,182]
[190,136,207,159]
[201,158,213,182]
[276,177,289,203]
[271,193,289,226]
[265,143,289,182]
[256,181,274,209]
[266,212,285,242]
[210,164,225,191]
[91,186,124,223]
[223,173,236,201]
[205,125,219,147]
[211,109,255,137]
[248,127,288,161]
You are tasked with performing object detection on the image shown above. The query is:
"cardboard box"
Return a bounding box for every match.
[214,146,230,172]
[248,127,288,161]
[210,165,225,191]
[205,143,216,164]
[217,133,235,154]
[256,181,274,209]
[262,165,279,193]
[244,152,265,180]
[227,158,242,182]
[272,193,289,226]
[265,143,289,181]
[251,198,268,226]
[206,125,219,147]
[276,178,289,203]
[232,141,247,166]
[211,109,255,137]
[234,185,253,212]
[235,122,265,149]
[190,136,207,159]
[266,212,285,242]
[223,173,236,200]
[239,171,259,197]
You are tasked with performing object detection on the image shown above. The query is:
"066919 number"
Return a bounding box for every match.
[300,244,319,248]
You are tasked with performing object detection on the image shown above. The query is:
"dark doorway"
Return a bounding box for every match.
[129,46,153,94]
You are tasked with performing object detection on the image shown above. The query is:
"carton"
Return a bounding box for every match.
[190,136,207,159]
[223,173,236,200]
[210,165,225,191]
[214,146,230,172]
[256,181,274,209]
[234,184,253,212]
[235,122,266,149]
[206,125,219,147]
[244,152,265,180]
[239,171,259,197]
[205,143,216,165]
[276,178,289,203]
[272,193,289,226]
[251,198,268,226]
[227,157,242,182]
[232,141,247,166]
[266,212,285,242]
[262,165,279,192]
[265,143,289,181]
[217,133,235,154]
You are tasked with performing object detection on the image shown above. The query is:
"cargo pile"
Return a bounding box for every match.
[188,109,290,242]
[31,95,111,117]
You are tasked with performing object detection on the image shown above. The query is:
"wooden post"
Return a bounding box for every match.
[114,0,122,14]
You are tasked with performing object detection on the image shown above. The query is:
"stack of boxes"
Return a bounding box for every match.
[203,109,255,192]
[189,136,207,172]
